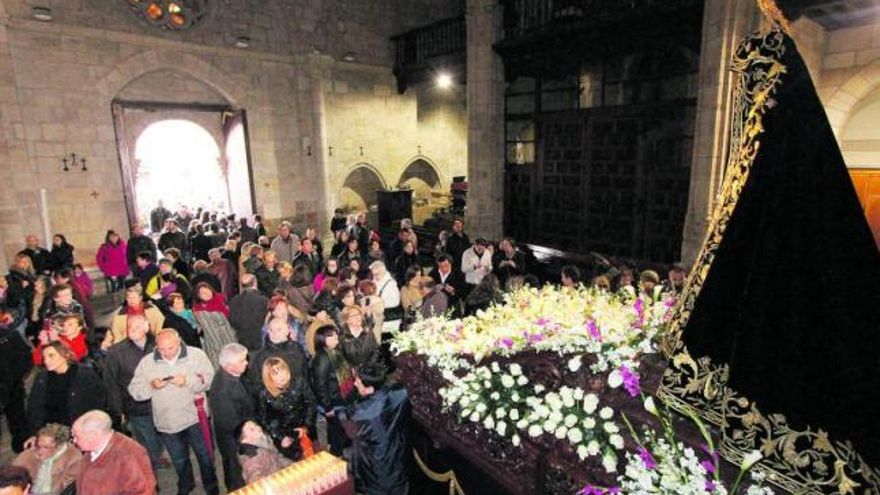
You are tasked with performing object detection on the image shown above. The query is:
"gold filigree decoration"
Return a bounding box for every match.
[661,27,787,358]
[757,0,792,35]
[657,25,880,494]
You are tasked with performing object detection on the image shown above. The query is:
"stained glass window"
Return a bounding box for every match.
[125,0,208,30]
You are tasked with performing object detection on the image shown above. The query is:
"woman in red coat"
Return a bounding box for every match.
[33,314,88,365]
[95,230,129,297]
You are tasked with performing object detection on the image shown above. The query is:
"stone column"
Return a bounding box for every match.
[679,0,761,264]
[465,0,505,241]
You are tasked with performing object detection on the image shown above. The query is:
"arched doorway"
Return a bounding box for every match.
[399,158,442,224]
[134,120,227,225]
[340,165,386,226]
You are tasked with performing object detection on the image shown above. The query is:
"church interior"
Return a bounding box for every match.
[0,0,878,494]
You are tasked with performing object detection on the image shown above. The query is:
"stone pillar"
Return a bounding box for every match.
[465,0,505,241]
[680,0,761,264]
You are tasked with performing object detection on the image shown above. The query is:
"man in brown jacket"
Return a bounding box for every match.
[12,423,82,494]
[72,410,156,495]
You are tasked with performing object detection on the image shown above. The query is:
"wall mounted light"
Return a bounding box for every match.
[32,6,53,21]
[436,72,453,89]
[342,52,357,62]
[234,36,250,49]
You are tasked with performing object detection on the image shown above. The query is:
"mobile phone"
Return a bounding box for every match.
[162,376,174,382]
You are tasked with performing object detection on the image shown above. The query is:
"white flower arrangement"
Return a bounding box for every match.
[440,362,625,470]
[392,285,672,389]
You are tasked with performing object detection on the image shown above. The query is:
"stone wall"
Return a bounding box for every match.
[0,1,466,269]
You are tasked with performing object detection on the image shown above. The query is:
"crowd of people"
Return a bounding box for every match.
[0,202,687,495]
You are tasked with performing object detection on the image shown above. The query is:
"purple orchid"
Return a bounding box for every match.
[701,460,716,474]
[705,479,717,492]
[638,447,657,469]
[586,320,601,340]
[620,365,641,397]
[499,337,514,349]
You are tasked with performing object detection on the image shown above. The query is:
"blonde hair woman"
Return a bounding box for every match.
[256,357,315,461]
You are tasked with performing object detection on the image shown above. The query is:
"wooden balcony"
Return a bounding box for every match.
[391,15,466,94]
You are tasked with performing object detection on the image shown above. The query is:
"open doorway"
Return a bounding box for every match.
[111,100,256,232]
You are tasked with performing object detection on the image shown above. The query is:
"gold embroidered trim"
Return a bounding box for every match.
[757,0,792,35]
[657,26,880,494]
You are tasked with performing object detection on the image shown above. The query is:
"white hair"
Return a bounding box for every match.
[75,410,113,434]
[218,343,248,368]
[369,260,386,272]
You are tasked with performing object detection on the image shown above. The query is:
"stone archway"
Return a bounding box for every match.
[340,164,387,217]
[825,60,880,140]
[398,157,443,224]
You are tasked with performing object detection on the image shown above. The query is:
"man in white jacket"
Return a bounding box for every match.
[461,238,493,287]
[370,261,402,332]
[128,329,218,495]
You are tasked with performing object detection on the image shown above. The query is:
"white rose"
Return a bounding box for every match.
[534,384,545,394]
[587,440,600,456]
[554,426,568,439]
[582,394,599,414]
[501,375,515,388]
[573,388,584,401]
[603,422,619,434]
[469,412,481,423]
[568,356,583,372]
[491,362,500,372]
[512,434,521,447]
[460,408,471,418]
[528,425,543,438]
[516,375,528,386]
[496,421,507,437]
[607,370,623,388]
[549,411,563,424]
[576,445,589,460]
[509,409,520,421]
[609,434,624,450]
[564,414,578,428]
[509,363,522,376]
[484,380,492,388]
[582,417,596,429]
[511,392,521,403]
[475,403,486,413]
[516,419,528,430]
[483,416,495,430]
[460,397,471,408]
[495,408,506,419]
[490,392,501,401]
[599,407,614,420]
[543,420,557,433]
[601,451,617,473]
[567,428,583,444]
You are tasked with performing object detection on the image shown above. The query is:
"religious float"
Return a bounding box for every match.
[230,452,354,495]
[393,4,880,491]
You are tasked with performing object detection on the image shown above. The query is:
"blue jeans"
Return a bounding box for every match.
[127,414,164,473]
[160,423,219,495]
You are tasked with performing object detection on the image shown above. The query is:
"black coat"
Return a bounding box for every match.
[158,231,188,256]
[228,290,269,352]
[28,363,107,431]
[0,330,33,411]
[48,245,75,273]
[4,268,34,311]
[392,252,420,286]
[191,272,222,295]
[103,336,156,418]
[310,350,355,411]
[126,235,157,267]
[492,250,526,287]
[444,233,471,268]
[18,247,51,275]
[209,369,255,433]
[431,269,466,311]
[340,329,380,368]
[246,338,309,397]
[256,380,316,458]
[159,307,201,348]
[191,234,213,262]
[253,265,280,297]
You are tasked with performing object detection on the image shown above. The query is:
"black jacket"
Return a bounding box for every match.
[103,336,156,418]
[310,350,355,411]
[48,245,75,272]
[392,252,419,286]
[191,234,213,262]
[431,268,466,310]
[28,363,107,431]
[253,265,280,297]
[126,235,157,267]
[492,250,527,287]
[256,379,316,457]
[209,369,255,433]
[228,290,269,352]
[18,247,51,275]
[158,231,188,256]
[159,306,201,348]
[4,268,34,311]
[340,329,380,368]
[246,338,309,397]
[444,233,471,268]
[0,330,33,411]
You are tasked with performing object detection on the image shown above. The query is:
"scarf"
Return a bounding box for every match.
[34,443,67,494]
[326,348,355,400]
[193,293,229,318]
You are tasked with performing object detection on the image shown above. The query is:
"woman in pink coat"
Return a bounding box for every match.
[96,230,129,295]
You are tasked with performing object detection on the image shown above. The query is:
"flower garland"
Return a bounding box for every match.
[393,285,675,386]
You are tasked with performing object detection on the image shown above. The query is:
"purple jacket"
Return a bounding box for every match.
[96,241,129,277]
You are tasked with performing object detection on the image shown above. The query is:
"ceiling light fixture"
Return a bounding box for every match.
[436,72,453,89]
[32,6,53,22]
